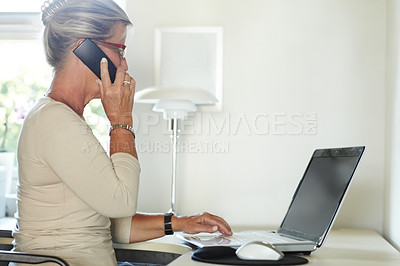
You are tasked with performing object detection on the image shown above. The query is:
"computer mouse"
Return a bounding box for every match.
[235,241,284,261]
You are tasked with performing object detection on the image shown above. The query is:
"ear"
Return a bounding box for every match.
[70,39,86,66]
[73,38,85,49]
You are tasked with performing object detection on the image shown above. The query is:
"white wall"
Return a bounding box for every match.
[126,0,386,233]
[385,0,400,251]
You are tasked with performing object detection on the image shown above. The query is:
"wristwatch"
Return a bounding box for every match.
[164,213,174,235]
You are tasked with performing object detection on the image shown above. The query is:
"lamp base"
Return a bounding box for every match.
[167,208,176,215]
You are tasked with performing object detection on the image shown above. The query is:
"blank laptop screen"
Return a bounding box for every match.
[278,147,364,245]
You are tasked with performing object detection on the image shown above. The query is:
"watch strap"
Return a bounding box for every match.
[164,213,174,235]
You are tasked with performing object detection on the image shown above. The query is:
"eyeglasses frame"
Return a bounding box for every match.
[92,40,127,59]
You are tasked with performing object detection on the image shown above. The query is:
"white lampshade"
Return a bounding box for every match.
[135,87,218,120]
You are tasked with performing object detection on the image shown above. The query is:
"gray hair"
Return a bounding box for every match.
[41,0,132,70]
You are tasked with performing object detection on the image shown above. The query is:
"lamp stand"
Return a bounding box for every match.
[149,99,200,215]
[168,117,180,215]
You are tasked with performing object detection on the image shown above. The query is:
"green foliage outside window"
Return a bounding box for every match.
[0,75,45,153]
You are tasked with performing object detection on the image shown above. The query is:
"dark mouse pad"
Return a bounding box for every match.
[192,246,308,265]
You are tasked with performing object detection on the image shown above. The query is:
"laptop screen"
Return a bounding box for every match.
[278,146,365,246]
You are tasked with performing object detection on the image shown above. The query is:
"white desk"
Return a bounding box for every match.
[1,222,399,265]
[168,228,400,266]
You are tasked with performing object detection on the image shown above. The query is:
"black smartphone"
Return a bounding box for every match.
[73,38,117,83]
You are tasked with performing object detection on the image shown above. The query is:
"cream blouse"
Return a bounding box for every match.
[12,97,140,266]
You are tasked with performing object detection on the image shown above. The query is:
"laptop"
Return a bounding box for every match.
[177,146,365,254]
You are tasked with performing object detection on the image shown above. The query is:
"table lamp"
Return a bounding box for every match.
[135,87,217,214]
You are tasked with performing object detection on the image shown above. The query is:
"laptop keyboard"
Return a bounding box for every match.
[225,231,291,245]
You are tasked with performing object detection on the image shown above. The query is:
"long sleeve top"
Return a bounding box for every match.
[12,97,140,265]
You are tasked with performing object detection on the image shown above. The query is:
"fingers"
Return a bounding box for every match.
[177,212,232,236]
[199,212,232,236]
[99,58,135,122]
[115,63,127,85]
[100,58,112,88]
[123,73,134,89]
[100,57,131,87]
[193,224,219,234]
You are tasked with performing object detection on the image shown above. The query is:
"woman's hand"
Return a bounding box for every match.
[127,213,231,243]
[173,212,232,236]
[97,58,137,157]
[97,58,135,125]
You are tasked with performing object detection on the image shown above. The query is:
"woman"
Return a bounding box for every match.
[13,0,231,265]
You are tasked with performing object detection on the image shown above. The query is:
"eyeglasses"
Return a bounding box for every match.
[93,40,127,59]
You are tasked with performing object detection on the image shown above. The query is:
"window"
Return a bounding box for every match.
[0,40,52,153]
[2,0,45,12]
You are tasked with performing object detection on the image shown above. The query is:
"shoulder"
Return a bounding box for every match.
[25,97,86,130]
[25,97,90,137]
[32,97,78,121]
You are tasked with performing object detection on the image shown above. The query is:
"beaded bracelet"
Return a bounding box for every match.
[109,124,135,138]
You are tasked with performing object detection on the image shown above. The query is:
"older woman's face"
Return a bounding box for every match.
[101,22,128,71]
[87,22,129,99]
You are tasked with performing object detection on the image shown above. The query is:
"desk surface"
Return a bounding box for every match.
[1,219,399,266]
[169,228,400,266]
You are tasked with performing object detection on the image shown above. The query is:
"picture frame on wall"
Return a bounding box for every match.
[154,27,223,111]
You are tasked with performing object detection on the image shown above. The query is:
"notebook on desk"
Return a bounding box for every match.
[177,146,365,254]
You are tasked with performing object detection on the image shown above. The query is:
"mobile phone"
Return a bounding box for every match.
[73,38,117,83]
